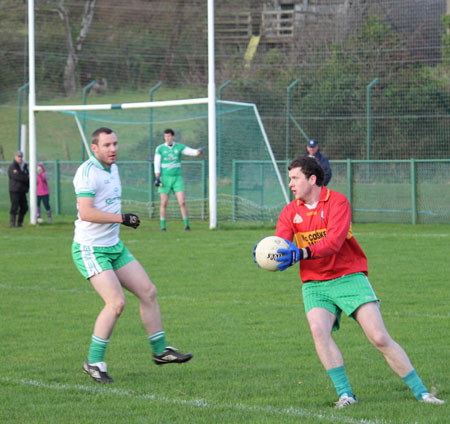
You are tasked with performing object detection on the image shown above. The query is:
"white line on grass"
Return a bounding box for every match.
[0,282,91,294]
[1,377,391,424]
[354,232,449,238]
[1,283,449,319]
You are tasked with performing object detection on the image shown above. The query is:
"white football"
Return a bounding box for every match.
[255,236,289,271]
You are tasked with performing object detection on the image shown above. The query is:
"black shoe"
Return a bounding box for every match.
[161,228,167,231]
[10,214,17,228]
[153,346,193,366]
[83,360,114,383]
[185,226,191,231]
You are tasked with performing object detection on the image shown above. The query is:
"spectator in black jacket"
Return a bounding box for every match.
[8,150,29,227]
[306,139,332,186]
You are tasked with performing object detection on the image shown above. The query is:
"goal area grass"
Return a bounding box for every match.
[1,217,448,423]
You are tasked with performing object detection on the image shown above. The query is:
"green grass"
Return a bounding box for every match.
[0,218,448,423]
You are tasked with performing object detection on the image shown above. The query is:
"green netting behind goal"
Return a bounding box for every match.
[37,101,287,222]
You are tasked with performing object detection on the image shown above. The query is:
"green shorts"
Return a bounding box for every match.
[302,272,379,331]
[72,240,135,280]
[158,175,184,194]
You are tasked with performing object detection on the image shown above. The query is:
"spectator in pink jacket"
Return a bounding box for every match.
[37,162,52,223]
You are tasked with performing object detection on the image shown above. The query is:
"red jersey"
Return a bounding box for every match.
[275,187,367,283]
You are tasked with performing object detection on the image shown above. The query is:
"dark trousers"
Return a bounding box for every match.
[9,191,28,216]
[37,194,51,211]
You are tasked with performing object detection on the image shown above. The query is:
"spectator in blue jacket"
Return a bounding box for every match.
[306,139,332,186]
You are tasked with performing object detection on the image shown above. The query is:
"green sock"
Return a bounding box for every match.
[183,217,189,227]
[326,366,353,397]
[160,219,166,229]
[149,331,167,355]
[88,334,109,364]
[402,369,428,400]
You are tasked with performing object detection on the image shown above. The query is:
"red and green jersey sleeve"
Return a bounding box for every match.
[275,187,367,283]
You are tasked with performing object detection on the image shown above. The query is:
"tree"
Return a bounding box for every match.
[45,0,96,96]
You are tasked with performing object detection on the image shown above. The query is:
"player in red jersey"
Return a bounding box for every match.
[257,155,444,408]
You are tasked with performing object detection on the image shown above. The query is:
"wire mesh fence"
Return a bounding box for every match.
[1,0,450,225]
[3,0,450,161]
[2,158,449,224]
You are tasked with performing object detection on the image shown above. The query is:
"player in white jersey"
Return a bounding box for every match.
[72,127,192,383]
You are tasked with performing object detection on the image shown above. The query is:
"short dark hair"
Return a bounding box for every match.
[164,128,175,135]
[288,155,325,187]
[91,127,114,145]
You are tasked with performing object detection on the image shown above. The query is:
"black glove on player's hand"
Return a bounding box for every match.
[122,213,140,229]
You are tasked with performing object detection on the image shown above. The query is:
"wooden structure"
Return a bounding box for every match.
[215,10,294,45]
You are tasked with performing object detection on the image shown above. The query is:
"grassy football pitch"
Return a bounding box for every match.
[0,217,448,423]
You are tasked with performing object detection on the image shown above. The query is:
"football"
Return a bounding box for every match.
[254,236,289,271]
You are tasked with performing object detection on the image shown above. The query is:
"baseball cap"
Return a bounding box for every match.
[307,139,318,147]
[15,150,23,157]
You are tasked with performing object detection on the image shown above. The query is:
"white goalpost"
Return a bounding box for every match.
[27,0,289,227]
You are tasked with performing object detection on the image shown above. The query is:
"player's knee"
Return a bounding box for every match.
[142,283,157,303]
[369,331,391,350]
[308,321,329,341]
[108,298,125,317]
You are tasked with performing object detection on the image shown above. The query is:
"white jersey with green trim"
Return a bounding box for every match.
[73,156,122,247]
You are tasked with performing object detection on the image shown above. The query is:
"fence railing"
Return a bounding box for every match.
[1,159,449,224]
[232,159,450,224]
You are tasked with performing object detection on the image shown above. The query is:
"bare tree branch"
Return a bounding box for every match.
[46,0,96,95]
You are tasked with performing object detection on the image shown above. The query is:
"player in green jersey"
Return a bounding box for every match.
[154,128,203,231]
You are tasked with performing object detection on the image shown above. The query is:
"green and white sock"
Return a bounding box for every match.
[149,331,167,355]
[88,334,109,364]
[183,217,189,227]
[160,219,166,230]
[402,369,428,400]
[327,366,354,397]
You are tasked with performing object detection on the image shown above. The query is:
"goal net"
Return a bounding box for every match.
[34,98,289,223]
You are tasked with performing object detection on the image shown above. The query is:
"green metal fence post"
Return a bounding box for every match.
[410,158,417,225]
[366,78,378,179]
[218,80,232,178]
[82,81,96,161]
[232,160,237,221]
[202,159,207,220]
[149,160,154,218]
[149,82,163,159]
[260,163,264,220]
[286,80,299,162]
[347,158,352,213]
[17,82,29,149]
[55,160,61,215]
[148,82,162,218]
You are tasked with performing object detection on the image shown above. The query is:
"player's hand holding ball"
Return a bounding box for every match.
[122,213,140,229]
[252,243,259,265]
[276,239,302,271]
[254,236,310,272]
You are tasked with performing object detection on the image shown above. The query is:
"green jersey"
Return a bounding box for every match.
[155,143,187,177]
